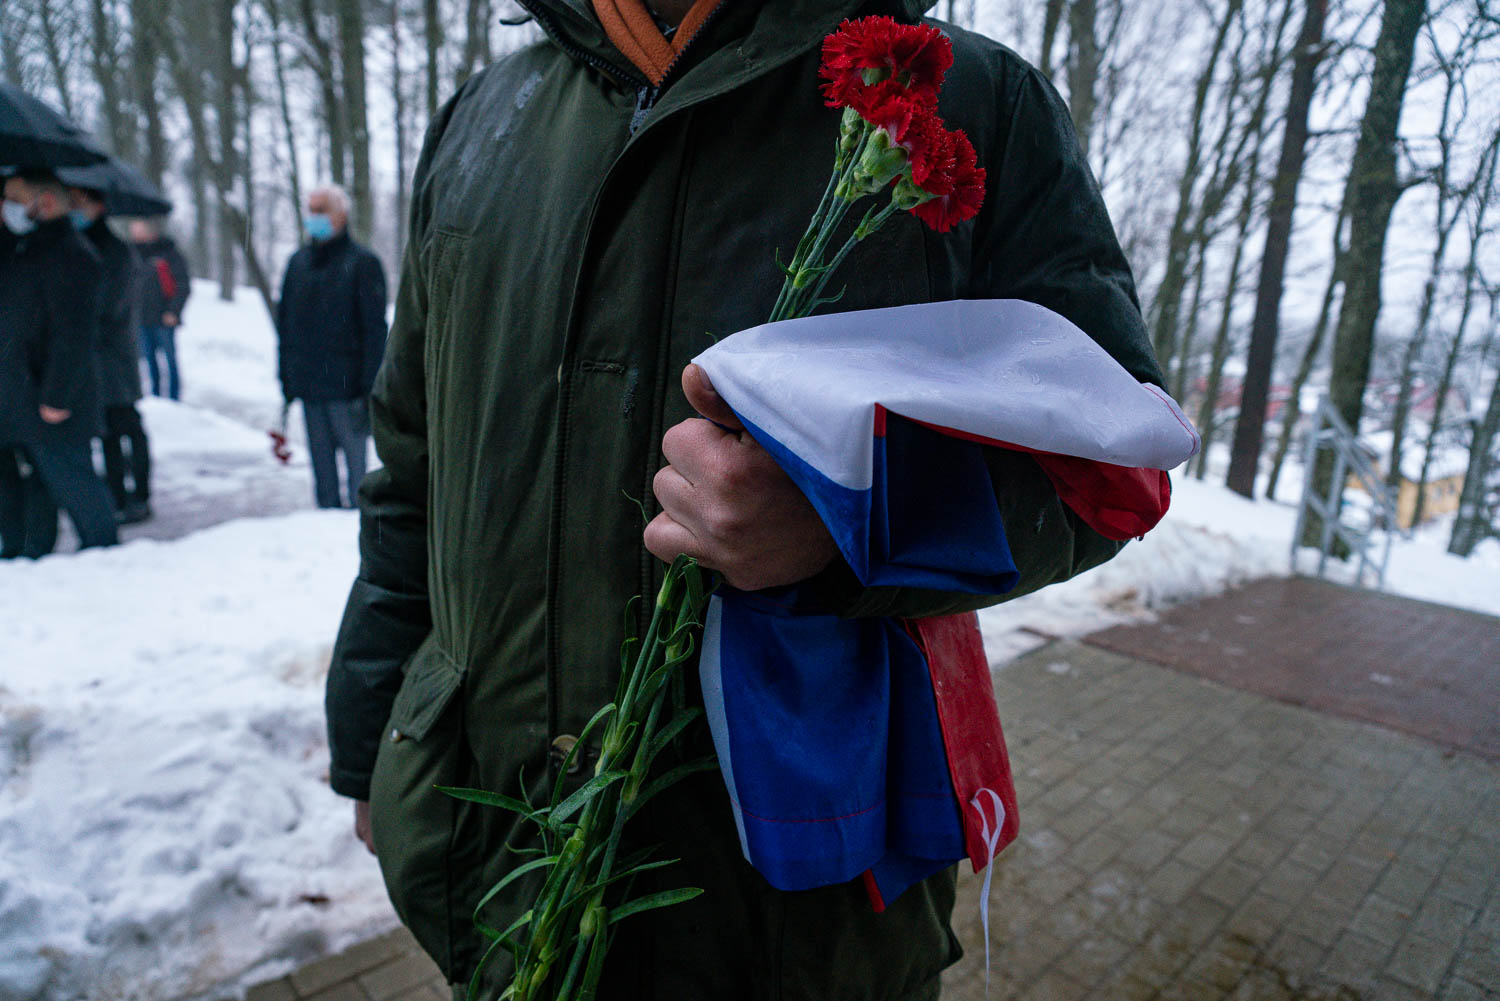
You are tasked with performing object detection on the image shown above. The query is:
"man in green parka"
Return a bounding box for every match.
[324,0,1164,996]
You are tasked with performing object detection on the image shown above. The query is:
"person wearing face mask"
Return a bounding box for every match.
[69,186,151,524]
[129,217,191,401]
[0,170,117,558]
[274,184,388,509]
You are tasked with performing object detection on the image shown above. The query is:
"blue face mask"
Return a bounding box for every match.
[304,213,334,242]
[2,200,36,235]
[70,210,93,231]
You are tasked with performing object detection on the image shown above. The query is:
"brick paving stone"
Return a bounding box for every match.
[1198,858,1262,910]
[1316,931,1390,991]
[1347,894,1416,949]
[358,951,444,1001]
[302,983,366,1001]
[1385,933,1457,994]
[1083,576,1500,759]
[1144,858,1203,907]
[244,978,298,1001]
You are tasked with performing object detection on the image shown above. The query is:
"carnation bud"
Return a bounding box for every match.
[839,107,864,153]
[850,128,908,196]
[892,176,935,211]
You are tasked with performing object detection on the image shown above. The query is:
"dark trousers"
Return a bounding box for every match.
[101,404,151,509]
[302,397,371,509]
[140,323,181,400]
[0,440,117,557]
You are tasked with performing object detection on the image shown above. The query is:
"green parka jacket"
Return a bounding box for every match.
[325,0,1163,996]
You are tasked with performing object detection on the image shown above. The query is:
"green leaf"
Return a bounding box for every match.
[625,756,719,816]
[472,855,558,938]
[607,887,704,925]
[437,785,549,822]
[551,701,617,804]
[644,706,703,766]
[548,770,627,829]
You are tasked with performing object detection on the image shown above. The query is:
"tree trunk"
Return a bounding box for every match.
[424,0,443,120]
[266,0,306,236]
[131,0,168,189]
[1149,0,1243,375]
[392,0,409,263]
[1449,327,1499,556]
[1412,138,1498,526]
[155,6,277,316]
[1065,0,1099,157]
[1265,238,1344,500]
[0,1,24,87]
[1039,0,1066,78]
[337,0,374,244]
[90,0,131,157]
[301,0,347,187]
[215,0,239,301]
[37,0,76,119]
[1223,0,1328,498]
[457,0,490,87]
[1303,0,1425,546]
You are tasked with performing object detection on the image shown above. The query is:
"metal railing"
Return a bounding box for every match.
[1290,396,1400,589]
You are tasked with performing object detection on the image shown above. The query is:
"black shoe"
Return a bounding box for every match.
[119,501,153,525]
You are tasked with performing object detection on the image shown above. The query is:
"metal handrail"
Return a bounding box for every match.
[1290,396,1400,589]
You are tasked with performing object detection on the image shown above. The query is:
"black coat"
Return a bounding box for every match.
[275,230,388,402]
[83,219,143,407]
[133,235,191,325]
[0,217,104,445]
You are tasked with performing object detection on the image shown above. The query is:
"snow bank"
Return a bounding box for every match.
[979,473,1500,664]
[0,512,394,1001]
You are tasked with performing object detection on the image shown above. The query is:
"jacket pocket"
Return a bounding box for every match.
[369,636,469,979]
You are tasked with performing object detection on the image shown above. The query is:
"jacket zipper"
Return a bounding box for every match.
[630,0,732,133]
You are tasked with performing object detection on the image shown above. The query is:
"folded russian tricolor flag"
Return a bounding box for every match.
[691,299,1200,909]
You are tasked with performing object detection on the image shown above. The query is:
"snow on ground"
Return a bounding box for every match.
[2,281,1497,1000]
[980,472,1500,664]
[0,511,395,1001]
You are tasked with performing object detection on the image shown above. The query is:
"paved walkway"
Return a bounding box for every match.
[1086,576,1500,760]
[247,579,1500,1001]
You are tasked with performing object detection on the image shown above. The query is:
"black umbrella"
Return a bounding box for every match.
[56,158,172,216]
[0,82,107,169]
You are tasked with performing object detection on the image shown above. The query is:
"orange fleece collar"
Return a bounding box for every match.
[592,0,724,85]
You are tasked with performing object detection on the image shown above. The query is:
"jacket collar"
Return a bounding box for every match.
[17,215,73,255]
[310,228,352,263]
[517,0,937,92]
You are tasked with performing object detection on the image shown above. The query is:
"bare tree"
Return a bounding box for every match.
[266,0,307,236]
[1190,0,1299,478]
[1066,0,1099,155]
[1387,13,1497,492]
[1411,131,1499,526]
[1303,0,1426,547]
[1039,0,1067,78]
[131,0,168,188]
[300,0,347,187]
[1149,0,1244,376]
[1223,0,1329,497]
[36,0,78,118]
[337,0,374,243]
[1450,295,1500,555]
[424,0,443,119]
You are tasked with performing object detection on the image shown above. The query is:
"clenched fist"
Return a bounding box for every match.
[644,364,838,591]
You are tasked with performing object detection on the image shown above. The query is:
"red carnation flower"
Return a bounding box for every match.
[912,130,985,233]
[819,16,953,119]
[901,113,958,195]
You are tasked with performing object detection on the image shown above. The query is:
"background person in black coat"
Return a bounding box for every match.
[275,185,388,509]
[129,218,191,400]
[71,186,151,524]
[0,170,117,557]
